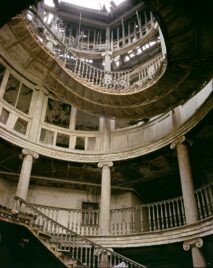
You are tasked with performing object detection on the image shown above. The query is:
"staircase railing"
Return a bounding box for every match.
[21,8,164,92]
[15,196,146,268]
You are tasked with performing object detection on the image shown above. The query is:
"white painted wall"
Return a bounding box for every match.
[0,177,16,208]
[0,177,141,210]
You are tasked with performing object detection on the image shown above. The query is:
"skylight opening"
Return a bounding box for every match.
[44,13,53,25]
[124,55,130,62]
[44,0,126,12]
[137,48,142,54]
[149,41,156,46]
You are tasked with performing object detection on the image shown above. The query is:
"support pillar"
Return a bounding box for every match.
[171,136,207,267]
[171,136,197,224]
[98,161,113,235]
[14,149,39,211]
[28,85,48,142]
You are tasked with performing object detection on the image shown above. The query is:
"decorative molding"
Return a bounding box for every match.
[98,161,113,168]
[170,135,186,149]
[0,91,212,163]
[91,217,213,248]
[20,148,39,159]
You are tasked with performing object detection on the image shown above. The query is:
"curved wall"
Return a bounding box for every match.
[0,56,212,162]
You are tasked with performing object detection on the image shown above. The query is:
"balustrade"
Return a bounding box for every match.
[195,183,213,220]
[32,204,100,236]
[29,182,213,237]
[23,9,164,92]
[16,197,146,268]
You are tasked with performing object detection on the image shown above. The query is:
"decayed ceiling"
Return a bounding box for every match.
[0,0,212,119]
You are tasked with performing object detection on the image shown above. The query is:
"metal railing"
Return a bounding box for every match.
[15,197,146,268]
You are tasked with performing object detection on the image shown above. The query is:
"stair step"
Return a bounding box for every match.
[57,248,70,253]
[38,231,52,240]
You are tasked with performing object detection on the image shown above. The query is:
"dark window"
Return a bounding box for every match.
[3,74,33,114]
[3,74,20,106]
[16,84,33,114]
[75,136,85,150]
[45,98,71,128]
[75,109,99,131]
[0,108,9,124]
[82,202,99,226]
[0,63,5,85]
[13,118,28,135]
[56,133,69,148]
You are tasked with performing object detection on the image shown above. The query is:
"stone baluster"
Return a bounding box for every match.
[144,10,148,32]
[92,67,95,83]
[74,58,78,74]
[136,10,142,38]
[78,60,82,76]
[81,61,85,78]
[128,22,131,44]
[88,67,92,82]
[96,70,100,86]
[117,27,120,49]
[84,64,88,80]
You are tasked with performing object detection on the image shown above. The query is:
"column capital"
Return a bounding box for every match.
[170,135,186,149]
[101,51,113,57]
[35,84,49,95]
[183,238,203,251]
[20,149,39,160]
[98,161,113,168]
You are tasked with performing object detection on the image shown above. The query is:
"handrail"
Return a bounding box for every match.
[30,182,213,235]
[22,8,164,92]
[15,196,146,268]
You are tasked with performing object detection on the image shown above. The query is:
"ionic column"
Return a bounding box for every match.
[98,161,113,235]
[171,136,197,224]
[183,238,207,268]
[14,149,39,211]
[171,136,207,267]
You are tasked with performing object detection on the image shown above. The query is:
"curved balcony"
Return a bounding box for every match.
[0,56,212,162]
[27,182,213,245]
[0,1,212,119]
[24,9,164,94]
